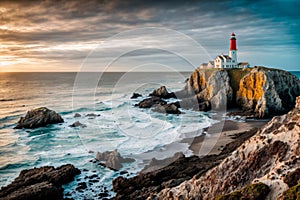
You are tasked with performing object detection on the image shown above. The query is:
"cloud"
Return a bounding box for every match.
[0,0,299,71]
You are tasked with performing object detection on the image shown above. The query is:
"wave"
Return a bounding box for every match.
[0,114,22,123]
[59,107,93,115]
[0,162,31,171]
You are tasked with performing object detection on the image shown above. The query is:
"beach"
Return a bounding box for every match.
[187,119,269,156]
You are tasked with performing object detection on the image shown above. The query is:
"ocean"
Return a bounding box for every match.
[1,71,299,198]
[0,72,216,198]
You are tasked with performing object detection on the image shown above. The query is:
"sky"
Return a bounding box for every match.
[0,0,299,72]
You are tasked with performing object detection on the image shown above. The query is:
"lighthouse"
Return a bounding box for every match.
[229,32,237,67]
[200,32,249,69]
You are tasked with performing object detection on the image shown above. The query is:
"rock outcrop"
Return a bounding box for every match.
[177,67,300,117]
[135,96,167,108]
[131,93,142,99]
[69,121,86,128]
[149,86,176,99]
[15,107,64,129]
[0,164,80,200]
[96,149,135,170]
[177,68,233,110]
[155,96,300,199]
[152,103,181,114]
[237,67,300,118]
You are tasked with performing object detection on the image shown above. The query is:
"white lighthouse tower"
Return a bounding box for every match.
[229,32,238,67]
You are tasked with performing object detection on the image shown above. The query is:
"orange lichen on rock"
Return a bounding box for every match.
[237,71,266,112]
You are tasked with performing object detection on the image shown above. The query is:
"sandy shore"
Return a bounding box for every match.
[182,119,269,156]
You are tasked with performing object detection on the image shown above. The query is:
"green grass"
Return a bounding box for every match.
[282,183,300,200]
[215,182,270,200]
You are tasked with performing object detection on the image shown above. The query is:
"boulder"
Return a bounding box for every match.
[14,107,64,129]
[149,86,176,99]
[0,164,80,200]
[96,149,135,170]
[69,121,86,128]
[152,103,181,114]
[135,96,167,108]
[131,93,142,99]
[74,113,81,118]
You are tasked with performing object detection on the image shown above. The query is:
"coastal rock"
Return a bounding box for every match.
[112,128,258,200]
[141,152,185,173]
[86,113,100,118]
[131,93,142,99]
[135,96,167,108]
[0,164,80,200]
[157,96,300,199]
[151,103,181,114]
[237,67,300,118]
[69,121,86,128]
[149,86,176,99]
[14,107,64,129]
[178,67,300,117]
[74,113,81,118]
[178,69,233,110]
[96,149,135,170]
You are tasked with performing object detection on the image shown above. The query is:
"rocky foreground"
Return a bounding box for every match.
[0,164,80,200]
[113,96,300,199]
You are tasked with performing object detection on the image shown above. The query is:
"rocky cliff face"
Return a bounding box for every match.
[237,67,300,118]
[180,67,300,117]
[156,96,300,200]
[180,68,233,110]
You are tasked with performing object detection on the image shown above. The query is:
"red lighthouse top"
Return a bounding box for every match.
[230,32,237,50]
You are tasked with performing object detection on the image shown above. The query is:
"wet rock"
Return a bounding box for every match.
[135,96,167,108]
[14,107,64,129]
[131,93,142,99]
[149,86,176,99]
[86,113,100,117]
[74,113,81,118]
[98,192,109,198]
[0,164,80,200]
[119,171,128,175]
[76,182,87,191]
[141,152,185,173]
[152,103,181,114]
[69,121,87,128]
[96,149,135,170]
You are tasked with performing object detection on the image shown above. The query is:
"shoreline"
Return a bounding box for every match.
[186,119,269,156]
[111,118,271,200]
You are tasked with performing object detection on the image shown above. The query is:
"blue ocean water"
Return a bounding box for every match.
[0,72,216,198]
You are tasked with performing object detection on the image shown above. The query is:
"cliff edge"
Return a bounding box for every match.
[177,67,300,118]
